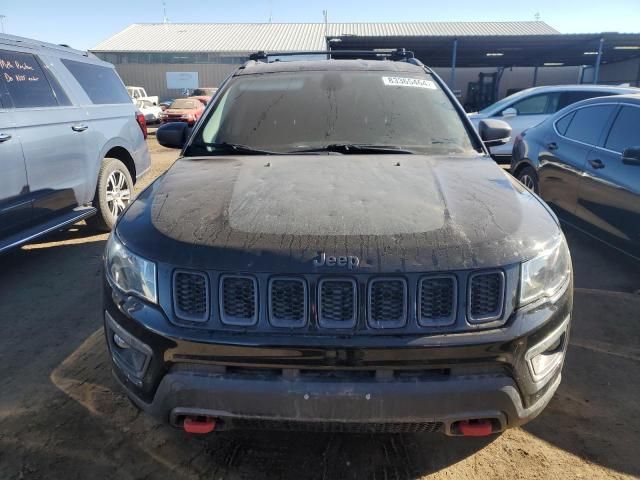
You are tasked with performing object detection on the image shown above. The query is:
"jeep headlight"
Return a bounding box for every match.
[519,236,571,306]
[105,234,157,303]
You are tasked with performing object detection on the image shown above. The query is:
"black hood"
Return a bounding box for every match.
[116,154,560,273]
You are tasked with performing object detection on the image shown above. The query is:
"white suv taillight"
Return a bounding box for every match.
[136,112,148,140]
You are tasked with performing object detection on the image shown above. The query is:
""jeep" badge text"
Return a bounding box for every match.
[313,252,360,270]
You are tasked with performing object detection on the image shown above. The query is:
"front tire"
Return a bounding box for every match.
[86,158,133,232]
[516,165,539,194]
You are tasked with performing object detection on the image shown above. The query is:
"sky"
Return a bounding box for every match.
[1,0,639,50]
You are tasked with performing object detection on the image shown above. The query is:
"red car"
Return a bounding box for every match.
[189,95,212,106]
[160,98,205,125]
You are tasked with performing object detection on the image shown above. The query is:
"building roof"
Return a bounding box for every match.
[91,21,560,52]
[332,32,640,67]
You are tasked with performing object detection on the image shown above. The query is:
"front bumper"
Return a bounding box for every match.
[104,279,572,434]
[116,356,560,435]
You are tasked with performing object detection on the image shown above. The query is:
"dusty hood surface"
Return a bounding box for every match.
[117,154,560,273]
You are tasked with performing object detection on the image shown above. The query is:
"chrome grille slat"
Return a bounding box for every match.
[368,278,407,328]
[269,278,307,327]
[220,275,258,326]
[418,275,457,326]
[318,278,357,328]
[172,270,209,322]
[468,271,505,323]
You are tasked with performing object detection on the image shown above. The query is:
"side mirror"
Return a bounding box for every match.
[157,122,191,149]
[478,119,512,147]
[622,146,640,166]
[502,107,517,118]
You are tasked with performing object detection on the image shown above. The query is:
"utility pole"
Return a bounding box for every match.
[0,15,6,34]
[162,1,168,23]
[323,10,328,37]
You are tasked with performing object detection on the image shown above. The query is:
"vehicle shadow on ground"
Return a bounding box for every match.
[42,329,498,479]
[523,289,640,478]
[521,225,640,477]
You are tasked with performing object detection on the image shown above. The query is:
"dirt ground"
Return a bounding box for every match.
[1,138,639,480]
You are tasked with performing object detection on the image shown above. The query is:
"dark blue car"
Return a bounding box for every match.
[511,94,640,257]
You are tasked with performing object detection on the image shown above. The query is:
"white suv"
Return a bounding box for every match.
[468,84,639,161]
[0,33,151,253]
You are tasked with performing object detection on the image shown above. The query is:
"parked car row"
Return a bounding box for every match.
[472,85,640,257]
[0,34,150,253]
[468,84,639,162]
[511,94,640,257]
[159,88,218,111]
[127,85,159,106]
[129,86,217,123]
[159,97,206,125]
[136,99,163,123]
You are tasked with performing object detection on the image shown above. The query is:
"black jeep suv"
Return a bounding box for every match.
[103,51,572,436]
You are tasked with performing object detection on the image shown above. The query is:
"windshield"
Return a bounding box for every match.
[170,99,200,109]
[191,70,477,155]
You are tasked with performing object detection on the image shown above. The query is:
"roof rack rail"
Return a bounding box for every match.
[249,49,416,62]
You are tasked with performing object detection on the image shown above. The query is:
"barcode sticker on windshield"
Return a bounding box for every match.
[382,77,437,89]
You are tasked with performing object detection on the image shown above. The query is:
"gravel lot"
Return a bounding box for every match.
[0,138,639,479]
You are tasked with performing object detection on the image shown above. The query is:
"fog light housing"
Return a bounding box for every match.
[105,311,152,387]
[525,316,570,384]
[113,333,129,349]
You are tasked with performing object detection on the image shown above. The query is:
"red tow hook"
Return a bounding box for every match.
[457,419,493,437]
[183,416,216,434]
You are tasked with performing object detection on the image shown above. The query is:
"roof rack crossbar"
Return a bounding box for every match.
[249,49,415,62]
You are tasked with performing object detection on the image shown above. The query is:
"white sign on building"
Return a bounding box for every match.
[166,72,199,90]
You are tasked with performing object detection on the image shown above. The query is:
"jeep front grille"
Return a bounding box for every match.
[269,278,307,327]
[468,271,505,323]
[168,269,510,332]
[173,270,209,322]
[220,275,258,326]
[418,275,457,326]
[368,278,407,328]
[318,278,357,328]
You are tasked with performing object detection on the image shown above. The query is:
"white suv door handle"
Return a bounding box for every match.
[0,133,12,142]
[71,124,89,132]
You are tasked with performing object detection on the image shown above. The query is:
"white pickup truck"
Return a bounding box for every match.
[126,86,159,106]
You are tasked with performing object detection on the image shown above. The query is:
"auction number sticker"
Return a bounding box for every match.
[382,77,437,89]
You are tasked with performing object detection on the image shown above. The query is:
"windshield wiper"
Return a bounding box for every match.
[291,144,416,154]
[206,142,281,155]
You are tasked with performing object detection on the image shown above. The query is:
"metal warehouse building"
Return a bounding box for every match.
[91,22,640,109]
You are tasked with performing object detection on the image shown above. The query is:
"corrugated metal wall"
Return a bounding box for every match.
[114,63,238,100]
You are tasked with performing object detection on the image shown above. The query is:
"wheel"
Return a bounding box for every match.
[516,165,539,194]
[86,158,133,231]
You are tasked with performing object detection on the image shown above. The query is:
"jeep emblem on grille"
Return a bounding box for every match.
[313,252,360,270]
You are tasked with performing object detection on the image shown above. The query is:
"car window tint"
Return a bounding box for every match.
[558,91,614,110]
[564,105,615,145]
[605,106,640,153]
[511,93,558,115]
[555,111,575,135]
[61,59,131,104]
[0,50,62,108]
